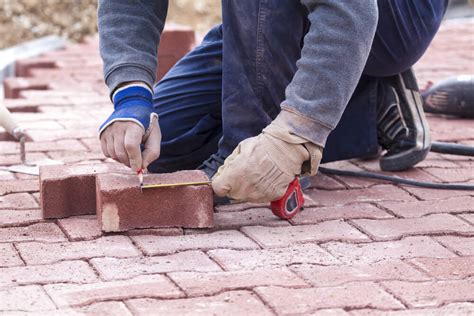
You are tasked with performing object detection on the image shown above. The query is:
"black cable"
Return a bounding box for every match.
[319,167,474,191]
[431,141,474,156]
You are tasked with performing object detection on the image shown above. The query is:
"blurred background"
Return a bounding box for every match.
[0,0,221,49]
[1,0,473,49]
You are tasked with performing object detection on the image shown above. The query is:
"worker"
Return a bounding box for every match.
[97,0,448,203]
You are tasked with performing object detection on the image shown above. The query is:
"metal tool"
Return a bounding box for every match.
[141,181,211,189]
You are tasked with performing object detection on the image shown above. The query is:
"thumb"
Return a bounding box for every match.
[211,170,231,197]
[123,125,143,172]
[142,116,161,169]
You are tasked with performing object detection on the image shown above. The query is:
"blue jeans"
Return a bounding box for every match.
[149,0,447,173]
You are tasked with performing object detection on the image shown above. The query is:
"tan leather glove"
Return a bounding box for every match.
[212,122,322,203]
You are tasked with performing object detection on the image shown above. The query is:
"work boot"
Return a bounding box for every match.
[377,68,431,171]
[198,153,225,179]
[198,153,230,205]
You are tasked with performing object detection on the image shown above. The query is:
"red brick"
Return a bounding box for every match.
[403,186,473,201]
[39,163,127,219]
[0,244,23,267]
[131,230,258,255]
[241,221,369,248]
[322,236,456,264]
[0,170,15,181]
[156,24,196,80]
[47,151,106,164]
[0,193,38,209]
[57,216,102,241]
[53,302,133,316]
[0,223,66,243]
[96,171,214,232]
[460,213,474,225]
[44,274,182,307]
[214,207,291,229]
[305,172,346,190]
[127,291,272,316]
[0,260,97,285]
[3,77,49,98]
[382,278,474,308]
[255,283,404,314]
[0,209,42,227]
[16,236,140,265]
[307,185,416,207]
[379,196,474,218]
[168,268,307,297]
[0,179,39,196]
[353,304,474,315]
[0,285,56,312]
[2,97,69,110]
[435,236,474,256]
[423,167,474,183]
[208,243,339,271]
[352,214,474,241]
[90,251,222,281]
[291,259,429,287]
[290,203,392,225]
[15,57,57,77]
[408,256,474,280]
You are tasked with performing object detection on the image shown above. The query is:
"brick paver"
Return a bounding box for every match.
[241,221,370,247]
[0,260,98,285]
[91,251,222,280]
[0,19,472,315]
[255,283,405,314]
[290,259,429,287]
[16,236,140,264]
[44,274,183,307]
[382,278,474,308]
[408,256,474,280]
[127,291,273,315]
[352,213,474,241]
[131,230,259,255]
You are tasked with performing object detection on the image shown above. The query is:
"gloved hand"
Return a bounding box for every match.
[212,121,323,203]
[99,83,161,172]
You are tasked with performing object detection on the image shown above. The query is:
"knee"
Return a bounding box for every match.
[364,0,448,77]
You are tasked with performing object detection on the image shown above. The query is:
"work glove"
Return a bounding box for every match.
[99,83,161,172]
[212,121,323,203]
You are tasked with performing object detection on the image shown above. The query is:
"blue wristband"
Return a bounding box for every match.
[99,85,157,135]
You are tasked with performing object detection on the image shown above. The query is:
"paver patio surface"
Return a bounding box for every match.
[0,20,473,315]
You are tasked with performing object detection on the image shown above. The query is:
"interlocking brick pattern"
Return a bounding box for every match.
[0,20,472,314]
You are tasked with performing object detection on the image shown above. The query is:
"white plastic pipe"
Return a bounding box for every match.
[0,101,19,136]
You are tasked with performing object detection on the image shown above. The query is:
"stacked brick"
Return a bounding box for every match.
[0,20,473,315]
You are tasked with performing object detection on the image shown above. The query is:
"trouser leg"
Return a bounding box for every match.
[322,0,448,163]
[148,26,223,173]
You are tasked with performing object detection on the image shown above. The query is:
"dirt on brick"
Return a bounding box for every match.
[0,0,221,49]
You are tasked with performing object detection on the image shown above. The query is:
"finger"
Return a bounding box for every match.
[106,133,117,161]
[124,126,143,171]
[114,129,130,167]
[211,173,231,197]
[141,121,161,169]
[100,132,110,158]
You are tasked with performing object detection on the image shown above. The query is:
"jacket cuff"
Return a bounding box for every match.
[105,64,155,95]
[274,106,333,148]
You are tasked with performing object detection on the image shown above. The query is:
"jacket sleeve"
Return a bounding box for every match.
[97,0,168,93]
[276,0,378,147]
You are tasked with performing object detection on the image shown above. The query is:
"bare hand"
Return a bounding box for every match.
[100,115,161,171]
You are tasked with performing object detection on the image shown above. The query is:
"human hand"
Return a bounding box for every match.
[99,84,161,172]
[212,122,322,203]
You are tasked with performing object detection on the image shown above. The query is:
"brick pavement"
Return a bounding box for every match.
[0,20,473,315]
